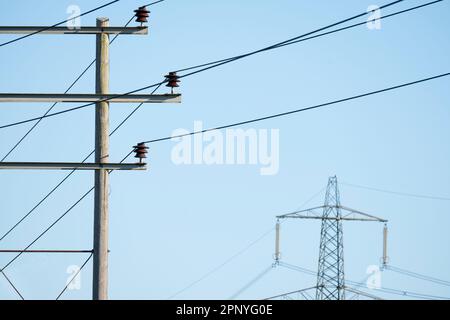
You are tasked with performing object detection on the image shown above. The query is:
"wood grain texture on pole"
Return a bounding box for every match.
[93,17,110,300]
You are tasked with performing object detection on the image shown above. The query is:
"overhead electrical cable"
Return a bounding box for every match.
[340,182,450,201]
[0,0,442,130]
[135,73,449,145]
[0,0,121,48]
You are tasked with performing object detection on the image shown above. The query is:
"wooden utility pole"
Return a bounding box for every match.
[0,8,181,300]
[93,17,110,300]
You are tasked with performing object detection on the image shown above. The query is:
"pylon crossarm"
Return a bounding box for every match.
[344,286,384,300]
[339,205,388,222]
[276,206,325,219]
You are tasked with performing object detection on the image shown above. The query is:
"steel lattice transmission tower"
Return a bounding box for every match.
[315,176,345,300]
[276,175,389,300]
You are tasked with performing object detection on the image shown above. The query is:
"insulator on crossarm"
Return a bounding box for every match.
[164,71,180,94]
[134,6,150,26]
[382,223,389,267]
[133,142,149,164]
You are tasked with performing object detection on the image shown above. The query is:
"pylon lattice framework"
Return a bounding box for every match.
[315,176,345,300]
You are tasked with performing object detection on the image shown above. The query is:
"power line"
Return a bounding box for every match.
[340,182,450,201]
[229,264,274,300]
[385,265,450,287]
[0,80,165,130]
[0,0,441,130]
[347,280,450,300]
[174,0,441,74]
[0,269,24,300]
[0,60,95,162]
[279,261,317,276]
[1,31,113,162]
[137,72,450,145]
[0,250,92,254]
[0,187,94,272]
[56,252,93,300]
[0,0,121,48]
[0,0,444,297]
[343,286,383,300]
[143,0,165,6]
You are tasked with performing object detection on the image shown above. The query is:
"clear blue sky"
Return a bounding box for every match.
[0,0,449,300]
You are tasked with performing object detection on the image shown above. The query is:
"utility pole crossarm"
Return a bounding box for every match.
[0,93,181,103]
[0,5,180,300]
[0,26,148,35]
[0,162,146,170]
